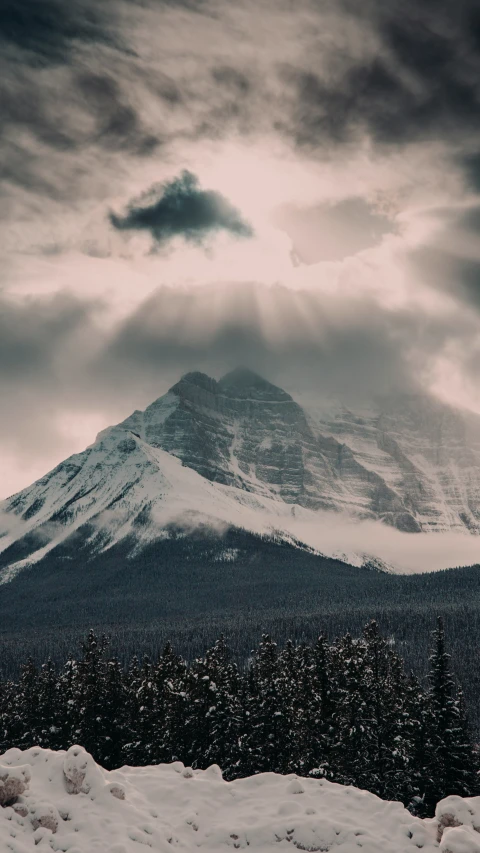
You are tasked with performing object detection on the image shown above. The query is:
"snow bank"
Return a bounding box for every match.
[0,744,477,852]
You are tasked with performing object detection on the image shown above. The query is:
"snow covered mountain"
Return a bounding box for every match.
[1,368,480,581]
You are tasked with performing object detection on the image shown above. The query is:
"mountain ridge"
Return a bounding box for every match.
[1,368,480,583]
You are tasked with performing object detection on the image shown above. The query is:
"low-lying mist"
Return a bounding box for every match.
[147,502,480,575]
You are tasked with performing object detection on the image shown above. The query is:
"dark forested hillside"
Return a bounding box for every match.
[0,527,480,725]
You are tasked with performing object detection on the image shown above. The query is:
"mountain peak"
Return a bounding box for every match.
[218,367,293,402]
[172,371,217,393]
[166,367,293,404]
[167,372,218,408]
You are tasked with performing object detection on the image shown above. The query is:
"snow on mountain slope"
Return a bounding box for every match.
[0,427,325,583]
[1,368,480,582]
[296,391,480,534]
[0,744,468,853]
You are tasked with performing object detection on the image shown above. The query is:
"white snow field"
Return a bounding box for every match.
[0,745,478,853]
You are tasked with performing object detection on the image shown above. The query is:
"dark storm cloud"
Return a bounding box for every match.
[211,66,251,96]
[0,0,157,189]
[83,282,480,444]
[96,283,428,402]
[0,139,74,200]
[0,291,107,480]
[0,0,119,67]
[0,84,76,152]
[457,205,480,233]
[0,284,429,420]
[280,0,480,151]
[0,292,95,382]
[110,171,254,245]
[3,0,480,214]
[406,198,480,310]
[74,72,159,155]
[461,154,480,192]
[0,71,157,167]
[411,246,480,310]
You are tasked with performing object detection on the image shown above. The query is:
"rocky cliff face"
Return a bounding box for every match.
[114,368,424,529]
[306,393,480,533]
[1,368,480,580]
[114,368,480,532]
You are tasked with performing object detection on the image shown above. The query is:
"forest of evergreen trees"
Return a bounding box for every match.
[0,619,477,817]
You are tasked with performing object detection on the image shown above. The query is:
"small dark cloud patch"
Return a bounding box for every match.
[110,170,254,245]
[211,66,251,96]
[81,240,111,259]
[37,243,65,257]
[149,72,183,106]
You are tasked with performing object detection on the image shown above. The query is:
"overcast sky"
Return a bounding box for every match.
[2,0,480,497]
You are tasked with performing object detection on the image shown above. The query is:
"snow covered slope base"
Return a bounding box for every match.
[1,745,478,853]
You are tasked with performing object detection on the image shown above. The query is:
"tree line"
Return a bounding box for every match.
[0,618,477,816]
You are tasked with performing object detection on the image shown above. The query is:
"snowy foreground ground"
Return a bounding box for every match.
[0,746,479,853]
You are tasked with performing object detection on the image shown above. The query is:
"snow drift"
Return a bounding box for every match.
[0,745,479,852]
